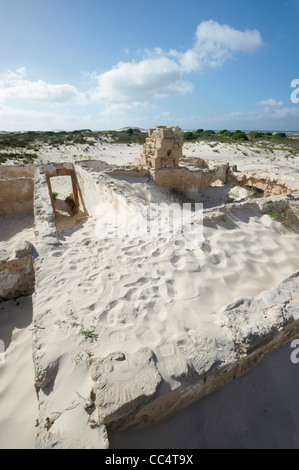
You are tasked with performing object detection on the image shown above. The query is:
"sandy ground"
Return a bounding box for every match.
[3,138,299,178]
[0,296,37,449]
[111,342,299,449]
[0,211,35,253]
[0,139,299,449]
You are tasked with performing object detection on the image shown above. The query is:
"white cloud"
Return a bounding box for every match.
[90,21,263,105]
[0,68,86,105]
[0,104,91,131]
[101,101,155,117]
[89,56,193,103]
[211,105,299,130]
[174,20,263,73]
[255,98,284,107]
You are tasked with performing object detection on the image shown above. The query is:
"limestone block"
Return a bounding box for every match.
[15,240,33,258]
[218,279,299,354]
[35,358,60,389]
[156,138,175,149]
[161,128,173,139]
[0,249,10,263]
[155,149,169,159]
[90,348,162,425]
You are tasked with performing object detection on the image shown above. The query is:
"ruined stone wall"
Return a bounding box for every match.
[0,241,34,300]
[236,171,299,196]
[33,166,58,249]
[0,165,35,179]
[150,164,232,192]
[75,163,118,216]
[0,178,34,215]
[138,126,183,169]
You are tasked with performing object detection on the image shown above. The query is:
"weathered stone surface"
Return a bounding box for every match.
[151,164,231,192]
[136,126,183,169]
[90,348,162,425]
[15,240,33,258]
[0,253,34,300]
[218,273,299,354]
[34,166,59,248]
[0,178,34,215]
[0,249,10,263]
[35,358,59,389]
[236,171,299,196]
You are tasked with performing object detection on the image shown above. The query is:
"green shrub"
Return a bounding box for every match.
[201,130,216,136]
[231,131,248,141]
[223,131,234,137]
[274,132,287,139]
[183,131,196,140]
[126,128,133,136]
[195,129,204,134]
[80,329,98,343]
[249,131,263,139]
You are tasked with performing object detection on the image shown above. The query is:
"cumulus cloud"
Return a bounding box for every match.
[255,98,284,107]
[90,20,263,104]
[0,67,86,105]
[89,56,193,103]
[174,20,263,73]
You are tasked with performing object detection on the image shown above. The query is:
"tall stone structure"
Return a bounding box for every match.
[138,126,183,169]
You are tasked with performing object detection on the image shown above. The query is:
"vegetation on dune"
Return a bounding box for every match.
[0,128,147,162]
[181,128,298,150]
[0,128,297,165]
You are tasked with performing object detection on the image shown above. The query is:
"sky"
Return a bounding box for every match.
[0,0,299,131]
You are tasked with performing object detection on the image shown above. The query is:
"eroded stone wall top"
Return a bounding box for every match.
[138,126,183,169]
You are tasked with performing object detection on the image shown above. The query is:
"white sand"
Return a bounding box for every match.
[111,342,299,449]
[0,211,35,253]
[0,296,38,449]
[1,139,299,448]
[3,138,298,179]
[37,207,299,369]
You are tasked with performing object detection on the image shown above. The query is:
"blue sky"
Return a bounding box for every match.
[0,0,298,131]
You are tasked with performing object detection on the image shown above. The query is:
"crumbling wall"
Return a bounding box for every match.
[33,166,58,249]
[236,171,299,196]
[151,164,234,192]
[0,165,35,179]
[0,178,34,215]
[138,126,183,169]
[0,241,34,300]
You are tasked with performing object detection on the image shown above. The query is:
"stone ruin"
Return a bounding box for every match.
[1,127,299,449]
[137,126,183,169]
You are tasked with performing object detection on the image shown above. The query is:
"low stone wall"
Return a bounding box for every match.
[150,164,234,192]
[108,168,150,178]
[75,162,129,216]
[0,164,35,179]
[0,178,34,215]
[33,166,58,249]
[0,241,34,300]
[105,269,299,432]
[236,171,299,196]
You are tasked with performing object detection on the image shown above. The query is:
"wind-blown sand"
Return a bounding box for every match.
[0,296,37,449]
[0,211,35,252]
[111,342,299,449]
[0,139,299,449]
